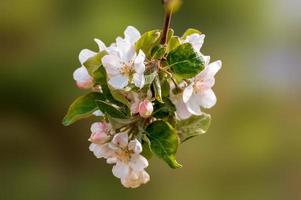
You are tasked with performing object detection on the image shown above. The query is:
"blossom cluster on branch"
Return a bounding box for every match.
[63,26,221,188]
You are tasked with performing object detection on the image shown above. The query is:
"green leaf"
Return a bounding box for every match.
[182,28,202,39]
[153,76,163,103]
[135,30,161,58]
[107,115,138,130]
[109,88,131,109]
[62,92,103,126]
[141,136,153,160]
[93,65,111,96]
[153,98,176,119]
[96,100,127,119]
[151,44,167,60]
[176,113,211,143]
[142,72,157,91]
[167,43,205,82]
[161,79,170,98]
[145,120,182,169]
[83,51,107,76]
[167,36,181,52]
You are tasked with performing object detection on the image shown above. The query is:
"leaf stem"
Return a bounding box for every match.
[160,0,173,45]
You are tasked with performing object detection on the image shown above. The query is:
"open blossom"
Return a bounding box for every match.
[102,26,146,90]
[182,59,222,115]
[73,39,107,89]
[107,132,150,188]
[184,33,205,52]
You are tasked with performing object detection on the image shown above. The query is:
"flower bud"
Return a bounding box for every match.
[73,66,93,89]
[89,122,110,144]
[138,99,153,118]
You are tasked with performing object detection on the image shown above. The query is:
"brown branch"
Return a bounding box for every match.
[160,0,173,45]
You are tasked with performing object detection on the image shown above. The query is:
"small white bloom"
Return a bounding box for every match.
[73,39,107,89]
[170,90,192,120]
[102,26,146,90]
[183,59,222,115]
[107,133,149,188]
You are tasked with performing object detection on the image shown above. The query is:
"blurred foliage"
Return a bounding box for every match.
[1,0,301,200]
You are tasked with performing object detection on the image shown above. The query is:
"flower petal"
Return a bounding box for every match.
[124,26,141,44]
[133,73,145,89]
[116,37,136,64]
[128,139,143,154]
[79,49,97,64]
[197,60,222,80]
[183,84,194,103]
[109,74,129,89]
[199,89,217,109]
[186,93,202,115]
[185,34,205,51]
[102,55,122,75]
[130,154,149,171]
[112,132,128,148]
[94,38,107,51]
[134,50,146,73]
[112,161,130,179]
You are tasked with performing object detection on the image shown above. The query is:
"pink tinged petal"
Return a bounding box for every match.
[138,99,153,118]
[140,170,150,184]
[112,162,130,179]
[199,89,217,109]
[73,66,93,89]
[109,74,129,89]
[89,144,110,159]
[106,157,118,164]
[133,73,145,89]
[112,132,128,148]
[183,84,194,103]
[130,100,140,114]
[94,38,106,51]
[175,98,192,120]
[186,93,202,115]
[128,139,143,154]
[124,26,141,44]
[129,154,149,171]
[101,55,122,76]
[121,171,140,188]
[186,34,205,51]
[202,55,211,66]
[79,49,97,64]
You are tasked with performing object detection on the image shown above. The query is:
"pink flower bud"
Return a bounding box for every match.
[73,66,94,89]
[89,122,110,144]
[138,99,153,118]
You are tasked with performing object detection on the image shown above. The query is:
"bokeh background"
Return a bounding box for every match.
[1,0,301,199]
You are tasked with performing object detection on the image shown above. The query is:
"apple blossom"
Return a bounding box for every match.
[63,2,222,189]
[183,59,222,115]
[73,39,107,89]
[102,26,146,90]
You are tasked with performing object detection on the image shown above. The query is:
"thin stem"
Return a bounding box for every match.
[160,0,173,45]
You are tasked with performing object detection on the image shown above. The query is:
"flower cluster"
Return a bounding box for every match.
[63,26,221,188]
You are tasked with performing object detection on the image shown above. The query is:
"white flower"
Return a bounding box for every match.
[183,59,222,115]
[73,39,107,89]
[108,132,150,188]
[183,33,205,52]
[102,26,146,90]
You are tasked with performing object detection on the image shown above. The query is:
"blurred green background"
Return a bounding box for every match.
[1,0,301,199]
